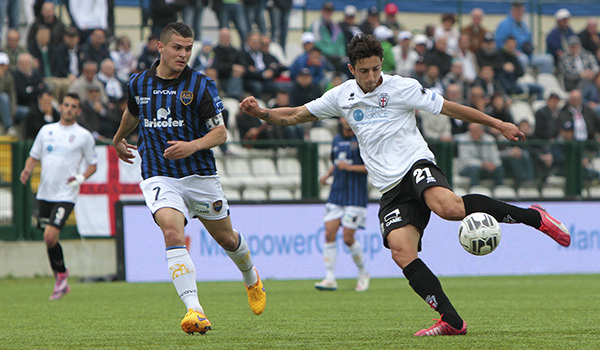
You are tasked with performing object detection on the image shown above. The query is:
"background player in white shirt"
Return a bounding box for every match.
[240,34,571,336]
[20,93,97,300]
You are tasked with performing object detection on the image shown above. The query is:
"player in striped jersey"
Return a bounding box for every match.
[112,22,265,335]
[315,118,370,292]
[240,34,571,336]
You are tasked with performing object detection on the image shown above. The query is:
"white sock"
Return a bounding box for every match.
[225,231,258,286]
[166,247,203,313]
[323,242,337,281]
[348,241,367,275]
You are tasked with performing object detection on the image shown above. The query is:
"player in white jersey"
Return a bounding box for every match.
[20,93,97,300]
[240,34,571,336]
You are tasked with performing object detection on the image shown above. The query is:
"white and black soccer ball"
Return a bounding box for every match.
[458,212,501,256]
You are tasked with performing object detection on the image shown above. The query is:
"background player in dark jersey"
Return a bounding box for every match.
[111,22,266,335]
[315,117,370,292]
[240,34,570,336]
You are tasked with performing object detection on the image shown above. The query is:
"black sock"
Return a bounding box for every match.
[47,242,66,273]
[403,258,462,329]
[463,194,541,228]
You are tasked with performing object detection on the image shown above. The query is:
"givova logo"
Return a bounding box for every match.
[144,107,186,128]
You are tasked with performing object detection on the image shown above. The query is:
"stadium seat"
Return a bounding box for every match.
[517,72,536,85]
[309,127,333,142]
[0,187,12,222]
[242,188,268,200]
[493,185,517,200]
[509,100,535,126]
[369,187,380,200]
[468,185,493,197]
[224,157,252,188]
[221,97,240,139]
[517,186,540,199]
[541,187,565,199]
[319,187,330,200]
[225,189,242,201]
[250,158,281,188]
[587,186,600,198]
[453,186,468,197]
[268,188,294,200]
[537,73,568,99]
[276,158,302,188]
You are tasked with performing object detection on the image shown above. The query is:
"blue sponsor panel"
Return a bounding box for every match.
[121,202,600,282]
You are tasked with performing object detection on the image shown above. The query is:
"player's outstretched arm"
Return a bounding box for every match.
[441,100,525,142]
[239,96,318,126]
[112,107,139,164]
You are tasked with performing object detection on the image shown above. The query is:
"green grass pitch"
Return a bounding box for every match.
[1,275,598,349]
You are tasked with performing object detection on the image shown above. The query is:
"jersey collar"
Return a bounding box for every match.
[148,60,192,87]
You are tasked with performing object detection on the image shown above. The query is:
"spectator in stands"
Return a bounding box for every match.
[498,116,536,187]
[0,0,19,42]
[468,85,488,113]
[476,32,504,74]
[534,92,561,140]
[266,0,292,50]
[13,53,46,125]
[110,35,136,83]
[68,61,107,104]
[425,36,452,78]
[212,27,245,100]
[434,13,460,56]
[559,35,599,92]
[517,119,554,185]
[359,7,381,36]
[214,0,249,43]
[472,65,504,99]
[373,26,395,74]
[97,58,124,104]
[383,3,402,37]
[23,89,59,140]
[270,89,304,140]
[445,83,469,135]
[546,9,574,64]
[0,52,16,136]
[461,7,488,53]
[68,0,109,43]
[27,1,65,48]
[28,26,55,79]
[578,18,600,63]
[421,64,444,95]
[552,120,600,183]
[289,47,329,88]
[150,0,185,36]
[136,33,160,72]
[50,26,80,103]
[339,5,361,49]
[290,67,321,107]
[418,97,453,143]
[411,56,427,84]
[2,29,26,72]
[582,72,600,114]
[183,0,209,39]
[245,0,267,34]
[78,29,110,70]
[456,123,505,187]
[486,92,515,130]
[310,2,347,75]
[497,36,544,99]
[393,31,419,77]
[496,1,554,74]
[454,35,478,84]
[78,83,120,140]
[260,34,287,79]
[559,89,600,142]
[190,38,215,73]
[413,34,429,59]
[243,32,281,100]
[442,60,469,100]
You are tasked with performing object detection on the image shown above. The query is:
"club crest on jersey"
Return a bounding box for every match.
[69,135,75,142]
[212,200,223,213]
[378,93,389,108]
[180,91,193,105]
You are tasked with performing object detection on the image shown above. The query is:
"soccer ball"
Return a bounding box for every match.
[458,212,501,256]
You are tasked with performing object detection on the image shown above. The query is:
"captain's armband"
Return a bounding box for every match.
[205,114,224,130]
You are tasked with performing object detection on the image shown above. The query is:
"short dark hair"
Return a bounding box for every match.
[347,34,384,67]
[160,22,193,44]
[63,92,80,106]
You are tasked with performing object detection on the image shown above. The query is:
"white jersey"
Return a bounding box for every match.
[29,122,97,203]
[306,74,444,193]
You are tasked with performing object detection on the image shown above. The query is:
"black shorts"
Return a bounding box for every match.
[38,200,75,230]
[378,159,451,250]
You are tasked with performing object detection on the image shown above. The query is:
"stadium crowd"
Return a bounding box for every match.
[2,1,600,191]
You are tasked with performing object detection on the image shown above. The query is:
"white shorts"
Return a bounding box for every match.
[323,203,367,230]
[140,175,229,220]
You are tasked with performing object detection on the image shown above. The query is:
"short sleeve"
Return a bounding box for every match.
[305,88,342,120]
[29,126,45,160]
[399,78,444,115]
[82,132,98,165]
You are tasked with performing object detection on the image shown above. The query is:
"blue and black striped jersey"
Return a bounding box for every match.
[127,61,224,179]
[327,134,368,207]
